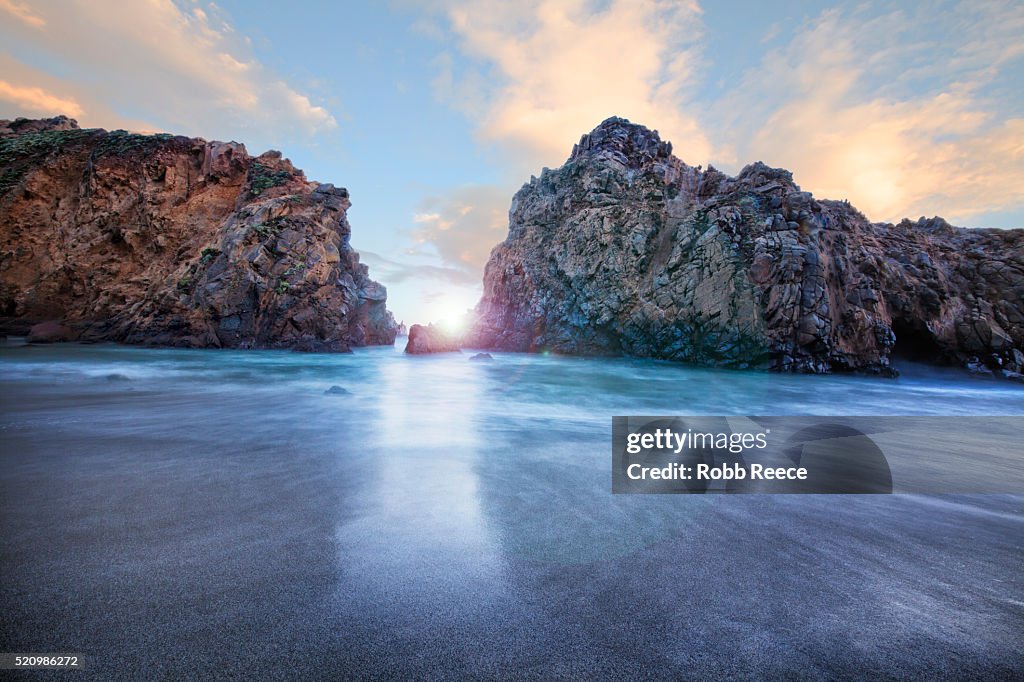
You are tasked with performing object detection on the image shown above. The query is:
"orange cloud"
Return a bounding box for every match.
[0,80,82,117]
[434,0,1023,231]
[436,0,711,173]
[0,0,335,140]
[411,185,511,273]
[729,4,1024,225]
[0,0,44,28]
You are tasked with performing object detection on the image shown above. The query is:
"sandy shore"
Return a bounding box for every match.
[1,345,1022,679]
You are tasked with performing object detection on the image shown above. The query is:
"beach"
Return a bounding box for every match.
[2,342,1022,679]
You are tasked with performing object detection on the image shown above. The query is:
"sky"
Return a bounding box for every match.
[0,0,1021,326]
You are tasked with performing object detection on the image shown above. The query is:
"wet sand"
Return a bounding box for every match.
[1,344,1022,679]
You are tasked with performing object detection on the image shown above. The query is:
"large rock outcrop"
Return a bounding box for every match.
[0,117,397,351]
[468,117,1024,376]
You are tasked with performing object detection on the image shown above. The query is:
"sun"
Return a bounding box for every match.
[434,301,471,336]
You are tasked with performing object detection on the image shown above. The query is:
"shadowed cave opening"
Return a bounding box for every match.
[890,318,950,366]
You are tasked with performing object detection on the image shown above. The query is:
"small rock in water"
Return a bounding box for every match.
[966,360,994,378]
[105,373,130,381]
[324,385,350,395]
[404,324,461,354]
[469,353,493,361]
[1010,348,1024,372]
[27,320,74,343]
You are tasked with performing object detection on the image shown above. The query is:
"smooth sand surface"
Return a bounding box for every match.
[2,344,1022,679]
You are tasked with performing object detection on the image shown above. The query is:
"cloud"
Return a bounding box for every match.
[409,185,511,274]
[760,22,781,44]
[0,80,82,117]
[432,0,712,172]
[427,0,1023,230]
[362,184,510,325]
[359,251,479,287]
[0,54,151,130]
[0,0,44,28]
[0,0,335,142]
[720,1,1024,225]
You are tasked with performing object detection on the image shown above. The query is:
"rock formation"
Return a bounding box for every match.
[405,324,462,354]
[468,117,1024,376]
[0,117,397,351]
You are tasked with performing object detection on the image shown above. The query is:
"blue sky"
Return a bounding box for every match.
[1,0,1021,325]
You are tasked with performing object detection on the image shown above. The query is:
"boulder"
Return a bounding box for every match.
[1000,370,1024,383]
[405,324,462,354]
[27,320,74,343]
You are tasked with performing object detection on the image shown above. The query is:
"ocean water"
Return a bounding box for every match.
[1,340,1022,679]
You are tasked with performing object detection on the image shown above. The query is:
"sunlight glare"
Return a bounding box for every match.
[434,302,471,336]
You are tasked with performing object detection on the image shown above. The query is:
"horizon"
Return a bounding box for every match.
[1,0,1021,325]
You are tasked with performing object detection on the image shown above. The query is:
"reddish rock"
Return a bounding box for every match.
[0,117,397,351]
[0,116,78,138]
[404,324,461,354]
[26,320,74,343]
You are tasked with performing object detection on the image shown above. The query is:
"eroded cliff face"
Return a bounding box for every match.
[468,117,1024,376]
[0,116,397,350]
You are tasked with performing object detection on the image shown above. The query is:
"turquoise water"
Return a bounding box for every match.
[1,340,1022,678]
[2,339,1022,417]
